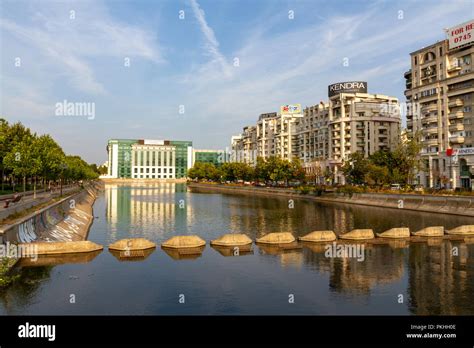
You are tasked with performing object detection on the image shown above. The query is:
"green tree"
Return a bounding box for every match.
[365,164,390,186]
[35,134,66,182]
[3,133,41,191]
[342,152,369,185]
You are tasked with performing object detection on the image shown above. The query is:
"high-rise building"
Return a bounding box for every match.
[231,105,303,165]
[231,92,401,184]
[106,139,193,179]
[297,83,400,184]
[404,20,474,189]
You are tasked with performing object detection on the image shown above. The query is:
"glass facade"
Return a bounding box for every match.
[107,139,193,179]
[194,151,222,166]
[170,140,192,179]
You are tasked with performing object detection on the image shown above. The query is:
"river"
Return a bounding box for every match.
[1,183,473,315]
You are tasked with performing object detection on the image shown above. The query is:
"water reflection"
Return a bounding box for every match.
[0,183,473,315]
[408,240,473,315]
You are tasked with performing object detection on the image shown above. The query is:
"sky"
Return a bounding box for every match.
[1,0,473,164]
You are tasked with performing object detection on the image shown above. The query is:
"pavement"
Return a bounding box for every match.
[0,185,79,222]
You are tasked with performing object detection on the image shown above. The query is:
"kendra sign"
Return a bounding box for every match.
[328,81,367,97]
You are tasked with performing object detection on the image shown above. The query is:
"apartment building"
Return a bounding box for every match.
[231,92,400,184]
[298,82,401,184]
[231,126,257,164]
[232,106,302,164]
[404,20,474,189]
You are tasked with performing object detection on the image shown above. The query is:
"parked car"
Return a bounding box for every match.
[390,184,401,191]
[414,185,424,192]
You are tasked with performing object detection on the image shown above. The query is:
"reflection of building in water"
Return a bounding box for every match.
[279,251,304,269]
[105,183,193,240]
[226,196,357,239]
[408,241,473,315]
[303,244,405,294]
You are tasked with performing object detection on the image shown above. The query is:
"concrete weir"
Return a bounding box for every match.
[446,225,474,235]
[298,230,337,242]
[339,229,375,240]
[161,235,206,249]
[210,233,252,246]
[109,238,156,251]
[376,228,411,239]
[412,226,444,237]
[28,240,103,254]
[256,232,295,244]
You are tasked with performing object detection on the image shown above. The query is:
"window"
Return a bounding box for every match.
[414,56,417,65]
[439,47,443,56]
[464,106,472,112]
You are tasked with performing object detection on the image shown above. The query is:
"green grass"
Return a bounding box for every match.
[0,257,20,288]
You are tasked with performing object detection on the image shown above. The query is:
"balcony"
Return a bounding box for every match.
[421,115,438,124]
[447,65,461,73]
[449,135,465,144]
[421,104,437,112]
[448,98,463,107]
[449,123,464,132]
[449,111,464,119]
[423,138,439,146]
[422,127,438,135]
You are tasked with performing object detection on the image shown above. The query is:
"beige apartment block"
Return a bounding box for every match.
[404,24,474,189]
[298,91,401,184]
[232,109,302,165]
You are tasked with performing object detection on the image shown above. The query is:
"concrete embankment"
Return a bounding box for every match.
[0,182,103,244]
[187,183,474,217]
[101,178,187,184]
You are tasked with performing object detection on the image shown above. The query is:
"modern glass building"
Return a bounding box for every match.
[193,149,226,167]
[107,139,193,179]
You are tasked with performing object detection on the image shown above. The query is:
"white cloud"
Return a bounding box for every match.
[189,0,232,79]
[1,0,161,95]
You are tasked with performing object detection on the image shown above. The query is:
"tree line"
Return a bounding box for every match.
[0,118,99,192]
[342,134,423,186]
[188,156,306,184]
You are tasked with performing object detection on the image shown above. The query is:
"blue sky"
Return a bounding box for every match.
[1,0,473,164]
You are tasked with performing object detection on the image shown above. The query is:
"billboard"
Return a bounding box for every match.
[328,81,367,97]
[280,104,302,115]
[447,20,474,50]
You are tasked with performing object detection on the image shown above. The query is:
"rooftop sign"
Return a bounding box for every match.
[328,81,367,97]
[447,19,474,50]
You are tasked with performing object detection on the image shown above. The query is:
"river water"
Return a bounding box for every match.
[1,183,473,315]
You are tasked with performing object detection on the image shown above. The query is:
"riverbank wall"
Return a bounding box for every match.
[100,178,187,184]
[0,182,103,244]
[188,183,474,217]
